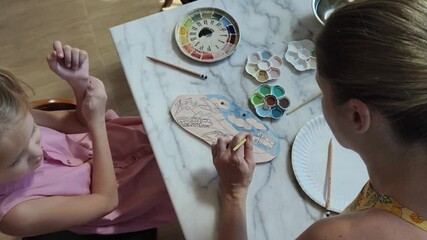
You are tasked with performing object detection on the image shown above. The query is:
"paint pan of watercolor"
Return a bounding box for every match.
[175,7,241,62]
[245,49,283,82]
[250,84,290,119]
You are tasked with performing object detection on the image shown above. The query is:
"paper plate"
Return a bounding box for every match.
[175,8,240,62]
[291,115,369,213]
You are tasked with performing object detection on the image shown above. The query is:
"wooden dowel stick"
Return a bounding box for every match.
[286,92,323,115]
[325,138,333,217]
[146,56,207,80]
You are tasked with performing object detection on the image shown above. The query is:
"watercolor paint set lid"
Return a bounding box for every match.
[175,7,240,62]
[250,84,290,120]
[245,49,283,83]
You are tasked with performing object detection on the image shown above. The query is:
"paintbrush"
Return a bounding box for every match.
[325,138,333,217]
[232,138,247,152]
[286,92,323,115]
[146,56,207,80]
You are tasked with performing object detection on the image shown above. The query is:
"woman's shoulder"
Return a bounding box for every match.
[297,209,427,240]
[296,212,357,240]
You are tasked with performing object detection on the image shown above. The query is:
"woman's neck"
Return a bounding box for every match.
[360,138,427,216]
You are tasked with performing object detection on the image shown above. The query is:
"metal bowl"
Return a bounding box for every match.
[312,0,356,25]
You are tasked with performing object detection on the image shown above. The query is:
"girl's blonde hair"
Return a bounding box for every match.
[315,0,427,144]
[0,69,30,139]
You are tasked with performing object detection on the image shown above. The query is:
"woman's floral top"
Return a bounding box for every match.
[343,181,427,231]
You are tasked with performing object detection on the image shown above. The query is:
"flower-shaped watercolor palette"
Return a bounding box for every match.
[250,84,290,119]
[285,39,316,71]
[245,49,283,83]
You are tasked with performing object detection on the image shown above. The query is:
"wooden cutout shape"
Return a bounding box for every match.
[171,95,280,163]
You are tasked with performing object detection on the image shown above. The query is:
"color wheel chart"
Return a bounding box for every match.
[175,8,240,62]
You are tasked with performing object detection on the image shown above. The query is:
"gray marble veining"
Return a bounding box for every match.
[111,0,324,239]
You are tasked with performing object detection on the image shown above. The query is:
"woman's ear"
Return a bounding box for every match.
[346,99,371,134]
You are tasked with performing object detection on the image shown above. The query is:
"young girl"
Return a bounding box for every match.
[212,0,427,239]
[0,41,176,237]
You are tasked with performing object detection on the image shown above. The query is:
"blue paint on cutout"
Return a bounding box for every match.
[206,94,280,156]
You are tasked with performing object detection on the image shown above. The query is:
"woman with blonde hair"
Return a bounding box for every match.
[213,0,427,239]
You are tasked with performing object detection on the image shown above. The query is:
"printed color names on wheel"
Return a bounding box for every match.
[175,8,241,62]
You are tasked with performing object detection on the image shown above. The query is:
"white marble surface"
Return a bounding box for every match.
[111,0,324,239]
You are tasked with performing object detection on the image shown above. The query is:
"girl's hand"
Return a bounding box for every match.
[212,133,255,198]
[46,40,89,82]
[81,77,107,128]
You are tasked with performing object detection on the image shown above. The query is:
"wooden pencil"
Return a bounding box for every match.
[146,56,207,80]
[286,92,323,115]
[325,138,333,217]
[232,138,247,152]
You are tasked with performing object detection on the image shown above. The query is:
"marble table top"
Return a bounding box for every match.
[111,0,324,239]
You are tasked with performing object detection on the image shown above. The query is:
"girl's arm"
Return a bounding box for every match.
[35,41,93,133]
[0,81,118,236]
[31,109,88,134]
